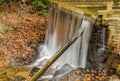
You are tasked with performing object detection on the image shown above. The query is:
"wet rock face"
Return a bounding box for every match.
[87,16,109,70]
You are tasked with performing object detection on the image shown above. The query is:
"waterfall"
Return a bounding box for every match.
[32,2,95,69]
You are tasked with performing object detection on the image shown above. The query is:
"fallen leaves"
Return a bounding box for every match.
[0,2,47,66]
[61,68,109,81]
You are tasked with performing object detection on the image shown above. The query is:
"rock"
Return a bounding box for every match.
[37,75,53,81]
[0,66,31,81]
[108,75,120,81]
[51,64,74,81]
[29,67,40,78]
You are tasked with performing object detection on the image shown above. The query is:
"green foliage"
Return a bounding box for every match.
[38,9,47,15]
[0,0,5,7]
[102,15,105,25]
[32,0,49,9]
[31,0,50,15]
[0,11,5,15]
[0,0,5,15]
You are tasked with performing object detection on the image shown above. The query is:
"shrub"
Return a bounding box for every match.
[0,0,5,7]
[31,0,50,15]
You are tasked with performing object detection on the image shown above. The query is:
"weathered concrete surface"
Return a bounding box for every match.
[51,0,120,17]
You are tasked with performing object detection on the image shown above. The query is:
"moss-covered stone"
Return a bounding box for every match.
[0,66,32,81]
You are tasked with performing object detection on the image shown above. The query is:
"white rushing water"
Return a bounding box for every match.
[78,20,92,68]
[101,28,106,51]
[97,27,106,57]
[33,4,95,69]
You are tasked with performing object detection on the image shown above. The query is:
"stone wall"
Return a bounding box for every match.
[106,18,120,78]
[107,18,120,49]
[108,19,120,46]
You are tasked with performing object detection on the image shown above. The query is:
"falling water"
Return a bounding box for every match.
[33,2,96,69]
[78,20,92,67]
[97,27,106,58]
[101,28,106,51]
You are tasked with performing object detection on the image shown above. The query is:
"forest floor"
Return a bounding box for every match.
[0,2,47,66]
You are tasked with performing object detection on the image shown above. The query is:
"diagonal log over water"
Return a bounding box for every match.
[30,25,85,81]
